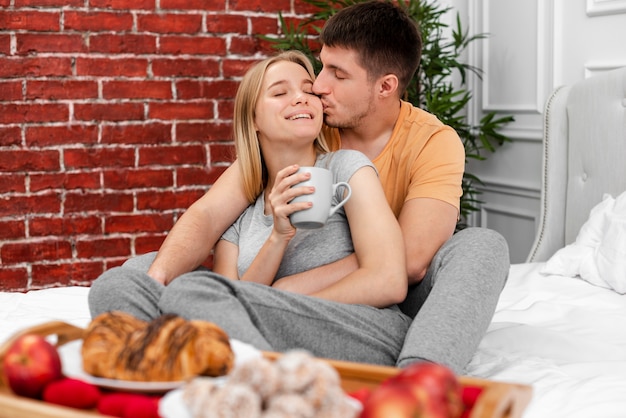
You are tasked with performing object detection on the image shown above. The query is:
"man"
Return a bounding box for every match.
[142,1,509,373]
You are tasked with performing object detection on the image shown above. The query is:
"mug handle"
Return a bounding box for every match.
[329,182,352,216]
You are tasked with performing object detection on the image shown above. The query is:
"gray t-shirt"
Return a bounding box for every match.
[221,150,376,281]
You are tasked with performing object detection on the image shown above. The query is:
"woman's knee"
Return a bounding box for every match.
[88,267,128,316]
[160,272,240,316]
[121,252,158,272]
[89,266,164,320]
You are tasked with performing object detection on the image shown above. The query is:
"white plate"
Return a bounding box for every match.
[160,388,193,418]
[58,338,262,394]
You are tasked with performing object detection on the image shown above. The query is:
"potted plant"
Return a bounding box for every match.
[262,0,514,228]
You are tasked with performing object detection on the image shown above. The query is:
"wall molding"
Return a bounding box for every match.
[479,203,538,229]
[476,180,541,199]
[481,0,553,114]
[584,61,626,77]
[497,126,544,141]
[586,0,626,16]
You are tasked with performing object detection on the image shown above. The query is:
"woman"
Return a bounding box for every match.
[212,51,407,305]
[89,51,411,365]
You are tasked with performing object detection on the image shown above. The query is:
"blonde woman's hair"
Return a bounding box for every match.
[233,50,330,203]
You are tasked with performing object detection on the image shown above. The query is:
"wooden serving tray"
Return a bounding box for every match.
[0,322,532,418]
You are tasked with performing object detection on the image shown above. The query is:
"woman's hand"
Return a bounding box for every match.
[267,165,314,239]
[235,165,315,286]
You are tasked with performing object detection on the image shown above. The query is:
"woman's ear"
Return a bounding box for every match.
[378,74,399,98]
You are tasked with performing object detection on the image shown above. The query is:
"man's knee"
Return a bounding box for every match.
[452,227,510,289]
[398,228,509,318]
[451,227,508,253]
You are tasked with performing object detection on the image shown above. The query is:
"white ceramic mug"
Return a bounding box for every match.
[289,167,352,229]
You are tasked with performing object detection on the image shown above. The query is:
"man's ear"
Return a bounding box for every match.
[378,74,399,98]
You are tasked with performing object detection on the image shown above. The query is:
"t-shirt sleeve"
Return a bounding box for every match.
[322,150,377,181]
[220,216,241,246]
[318,150,377,203]
[406,126,465,211]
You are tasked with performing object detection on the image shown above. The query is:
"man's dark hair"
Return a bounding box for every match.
[319,0,422,94]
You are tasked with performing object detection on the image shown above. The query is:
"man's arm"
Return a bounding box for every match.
[147,161,250,285]
[398,197,458,286]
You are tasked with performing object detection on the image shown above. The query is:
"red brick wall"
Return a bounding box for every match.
[0,0,315,291]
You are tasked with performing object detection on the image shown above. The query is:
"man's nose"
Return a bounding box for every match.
[312,72,327,95]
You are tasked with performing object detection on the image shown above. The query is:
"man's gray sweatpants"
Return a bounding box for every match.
[396,227,509,373]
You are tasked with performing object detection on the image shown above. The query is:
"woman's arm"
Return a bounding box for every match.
[271,254,359,294]
[147,161,250,285]
[310,166,408,307]
[218,165,312,286]
[212,239,240,280]
[237,232,291,285]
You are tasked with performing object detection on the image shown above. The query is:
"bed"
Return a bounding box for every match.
[465,65,626,417]
[1,67,625,418]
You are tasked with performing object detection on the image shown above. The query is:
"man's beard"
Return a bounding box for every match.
[323,100,374,130]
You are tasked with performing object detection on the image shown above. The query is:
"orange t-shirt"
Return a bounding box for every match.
[325,101,464,218]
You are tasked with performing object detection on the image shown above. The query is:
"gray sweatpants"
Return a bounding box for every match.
[88,227,509,373]
[88,257,412,366]
[396,227,509,373]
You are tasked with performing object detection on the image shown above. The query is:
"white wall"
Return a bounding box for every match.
[449,0,626,262]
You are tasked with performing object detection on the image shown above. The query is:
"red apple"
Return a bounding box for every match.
[2,333,64,399]
[389,362,463,418]
[360,381,423,418]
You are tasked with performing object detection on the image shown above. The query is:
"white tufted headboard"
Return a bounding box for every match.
[527,66,626,262]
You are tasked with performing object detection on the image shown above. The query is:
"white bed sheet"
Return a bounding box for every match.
[2,265,626,418]
[0,286,91,345]
[466,263,626,418]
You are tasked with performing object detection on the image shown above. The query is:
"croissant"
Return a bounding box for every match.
[80,310,146,378]
[81,311,234,382]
